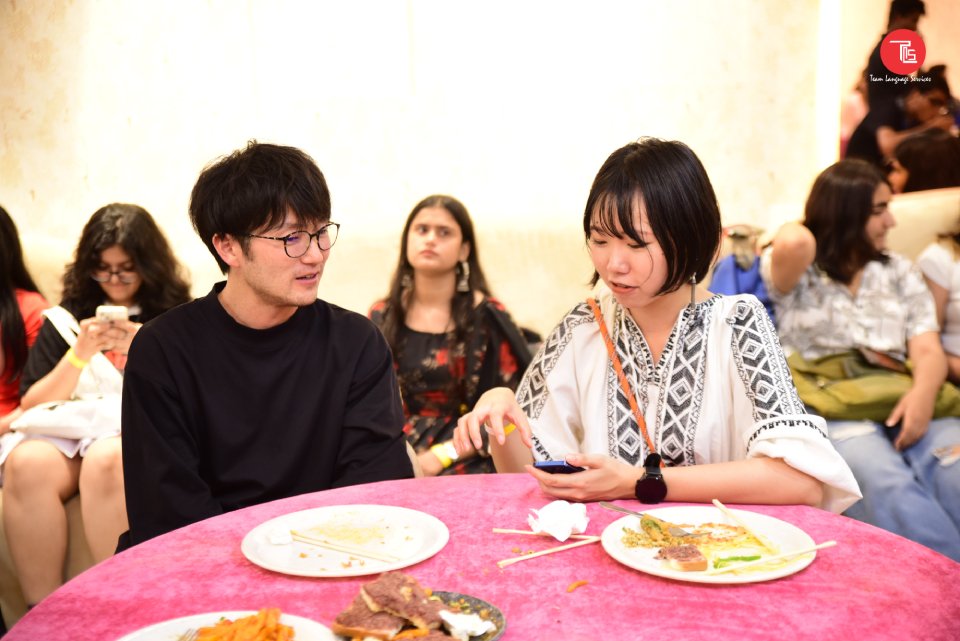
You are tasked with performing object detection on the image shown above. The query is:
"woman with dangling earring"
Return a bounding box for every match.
[370,195,533,476]
[452,138,861,514]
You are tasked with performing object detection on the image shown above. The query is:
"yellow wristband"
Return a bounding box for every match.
[430,443,456,469]
[503,423,517,436]
[65,347,89,369]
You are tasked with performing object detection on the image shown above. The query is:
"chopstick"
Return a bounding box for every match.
[711,499,778,553]
[704,540,837,575]
[289,529,402,563]
[492,528,596,540]
[496,536,601,568]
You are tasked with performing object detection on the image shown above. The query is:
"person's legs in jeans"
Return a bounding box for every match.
[826,419,960,561]
[899,417,960,531]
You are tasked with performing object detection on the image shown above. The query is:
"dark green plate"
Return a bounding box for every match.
[432,591,506,641]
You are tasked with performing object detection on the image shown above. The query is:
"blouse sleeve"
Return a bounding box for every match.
[898,257,940,339]
[19,290,49,348]
[916,242,952,289]
[723,297,862,514]
[19,319,69,396]
[518,304,595,461]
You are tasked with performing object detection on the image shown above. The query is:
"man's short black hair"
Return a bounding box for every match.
[190,141,331,273]
[583,138,722,294]
[889,0,925,25]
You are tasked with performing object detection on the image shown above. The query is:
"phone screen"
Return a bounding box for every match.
[95,305,129,323]
[534,461,585,474]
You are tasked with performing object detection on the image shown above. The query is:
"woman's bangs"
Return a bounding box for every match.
[590,192,643,242]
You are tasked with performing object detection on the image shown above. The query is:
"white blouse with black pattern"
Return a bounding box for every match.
[516,290,861,514]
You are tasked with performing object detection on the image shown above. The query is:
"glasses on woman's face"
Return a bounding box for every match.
[91,268,138,284]
[243,222,340,258]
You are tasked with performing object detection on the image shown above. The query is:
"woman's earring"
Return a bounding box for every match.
[456,260,471,293]
[689,273,697,307]
[400,267,412,289]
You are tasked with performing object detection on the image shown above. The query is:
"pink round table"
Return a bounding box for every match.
[8,474,959,640]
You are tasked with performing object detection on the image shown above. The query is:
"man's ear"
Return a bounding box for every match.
[458,241,471,263]
[212,234,243,268]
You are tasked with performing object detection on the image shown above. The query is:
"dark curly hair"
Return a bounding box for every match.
[60,204,191,321]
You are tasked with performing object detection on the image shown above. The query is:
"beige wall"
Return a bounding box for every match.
[2,0,958,335]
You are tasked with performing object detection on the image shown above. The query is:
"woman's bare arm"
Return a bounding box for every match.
[768,222,817,295]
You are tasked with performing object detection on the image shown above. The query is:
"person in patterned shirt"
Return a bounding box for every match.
[761,158,960,561]
[453,139,860,514]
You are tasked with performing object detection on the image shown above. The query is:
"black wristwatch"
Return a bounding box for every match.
[634,453,667,504]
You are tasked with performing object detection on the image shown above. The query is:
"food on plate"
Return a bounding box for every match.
[196,607,293,641]
[622,513,790,574]
[712,553,763,569]
[332,572,500,640]
[623,516,764,553]
[654,545,708,572]
[332,594,406,640]
[636,514,679,544]
[361,571,445,630]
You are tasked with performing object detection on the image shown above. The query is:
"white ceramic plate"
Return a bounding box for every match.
[601,505,817,584]
[241,504,450,577]
[116,610,334,641]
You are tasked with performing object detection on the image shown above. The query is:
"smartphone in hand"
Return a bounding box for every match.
[534,460,586,474]
[95,305,129,323]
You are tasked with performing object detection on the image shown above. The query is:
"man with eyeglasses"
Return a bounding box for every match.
[118,142,413,549]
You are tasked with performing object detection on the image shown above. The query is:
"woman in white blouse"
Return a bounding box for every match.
[453,138,860,514]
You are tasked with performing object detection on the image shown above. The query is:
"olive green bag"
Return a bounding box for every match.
[786,351,960,421]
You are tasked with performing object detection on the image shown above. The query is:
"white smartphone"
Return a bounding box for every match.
[95,305,129,323]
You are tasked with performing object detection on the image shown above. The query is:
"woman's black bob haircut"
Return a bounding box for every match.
[583,138,722,294]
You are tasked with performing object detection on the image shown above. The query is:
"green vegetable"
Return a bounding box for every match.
[640,515,667,542]
[712,555,762,569]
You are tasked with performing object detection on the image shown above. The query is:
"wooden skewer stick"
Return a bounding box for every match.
[711,499,778,554]
[492,528,595,540]
[496,536,601,569]
[704,540,837,575]
[289,530,402,563]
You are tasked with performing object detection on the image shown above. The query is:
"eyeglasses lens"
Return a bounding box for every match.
[91,270,137,284]
[283,224,339,258]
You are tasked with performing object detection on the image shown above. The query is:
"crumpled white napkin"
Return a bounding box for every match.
[527,500,589,542]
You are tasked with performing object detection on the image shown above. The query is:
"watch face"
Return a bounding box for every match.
[635,475,668,504]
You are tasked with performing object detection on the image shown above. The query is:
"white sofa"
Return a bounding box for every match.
[3,186,957,628]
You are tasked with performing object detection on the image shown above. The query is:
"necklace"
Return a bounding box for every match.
[587,297,661,464]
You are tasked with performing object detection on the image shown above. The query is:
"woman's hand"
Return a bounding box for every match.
[73,318,118,361]
[453,387,532,454]
[102,319,142,355]
[887,386,936,451]
[526,453,637,501]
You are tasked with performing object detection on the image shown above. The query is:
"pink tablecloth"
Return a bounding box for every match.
[8,474,959,641]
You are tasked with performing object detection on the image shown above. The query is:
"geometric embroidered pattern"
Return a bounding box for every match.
[727,299,828,447]
[525,296,827,462]
[607,299,710,466]
[522,303,595,459]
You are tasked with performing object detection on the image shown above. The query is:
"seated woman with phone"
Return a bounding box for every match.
[453,138,861,515]
[0,204,191,605]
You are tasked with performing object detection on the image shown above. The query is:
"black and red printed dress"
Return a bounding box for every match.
[370,298,533,474]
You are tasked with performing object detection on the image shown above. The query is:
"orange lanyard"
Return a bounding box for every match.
[587,297,660,463]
